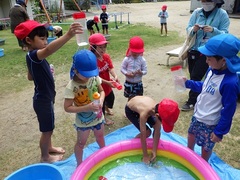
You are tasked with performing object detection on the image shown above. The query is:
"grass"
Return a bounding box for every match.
[0,21,183,94]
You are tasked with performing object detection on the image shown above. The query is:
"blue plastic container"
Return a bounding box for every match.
[47,37,57,44]
[0,48,4,57]
[4,163,65,180]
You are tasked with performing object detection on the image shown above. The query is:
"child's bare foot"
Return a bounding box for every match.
[41,154,63,163]
[105,119,114,125]
[105,106,114,115]
[49,147,65,154]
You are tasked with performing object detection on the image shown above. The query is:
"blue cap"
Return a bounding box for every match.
[198,34,240,73]
[70,50,99,79]
[16,0,27,7]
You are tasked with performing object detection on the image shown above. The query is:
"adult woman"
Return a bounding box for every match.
[181,0,230,111]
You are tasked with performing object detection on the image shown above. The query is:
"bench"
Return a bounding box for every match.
[166,46,187,68]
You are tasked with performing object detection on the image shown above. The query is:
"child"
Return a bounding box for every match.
[89,33,120,125]
[64,50,105,166]
[178,34,240,161]
[87,16,100,35]
[100,5,109,35]
[14,20,83,163]
[158,5,169,36]
[121,36,147,101]
[125,96,179,164]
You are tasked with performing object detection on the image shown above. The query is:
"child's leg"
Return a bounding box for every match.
[160,24,163,35]
[106,25,109,34]
[164,24,168,35]
[187,133,195,150]
[201,148,212,162]
[93,123,105,148]
[75,129,91,166]
[40,131,64,163]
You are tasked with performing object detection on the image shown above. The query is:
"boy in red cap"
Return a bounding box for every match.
[14,20,83,163]
[121,36,147,101]
[87,16,100,35]
[158,5,169,36]
[100,5,109,35]
[89,33,120,125]
[125,96,179,164]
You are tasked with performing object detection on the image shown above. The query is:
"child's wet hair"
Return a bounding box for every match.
[155,103,159,114]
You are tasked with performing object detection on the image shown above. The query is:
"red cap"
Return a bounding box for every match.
[162,5,167,10]
[101,5,107,10]
[158,98,180,133]
[89,33,108,46]
[126,36,144,56]
[14,20,45,40]
[72,12,86,19]
[93,16,99,23]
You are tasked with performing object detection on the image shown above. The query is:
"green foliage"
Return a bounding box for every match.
[0,21,183,94]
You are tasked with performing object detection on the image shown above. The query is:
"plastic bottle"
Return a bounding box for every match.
[170,65,186,92]
[99,176,108,180]
[72,12,88,46]
[50,64,55,79]
[111,80,123,90]
[92,92,100,114]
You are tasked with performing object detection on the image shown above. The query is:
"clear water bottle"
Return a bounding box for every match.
[72,12,88,46]
[92,92,100,114]
[50,64,55,80]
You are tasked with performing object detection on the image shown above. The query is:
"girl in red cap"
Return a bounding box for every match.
[121,36,147,101]
[89,33,120,125]
[158,5,169,36]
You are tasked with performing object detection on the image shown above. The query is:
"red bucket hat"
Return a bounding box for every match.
[101,5,107,10]
[126,36,144,56]
[89,33,108,46]
[158,98,180,133]
[162,5,167,10]
[93,16,99,23]
[14,20,45,40]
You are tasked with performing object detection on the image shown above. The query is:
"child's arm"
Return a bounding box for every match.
[27,70,33,81]
[64,98,98,113]
[98,84,105,108]
[109,68,119,82]
[37,22,83,60]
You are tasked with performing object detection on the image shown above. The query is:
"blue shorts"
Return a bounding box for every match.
[188,116,216,152]
[124,81,143,98]
[125,105,156,131]
[33,100,55,132]
[74,122,103,131]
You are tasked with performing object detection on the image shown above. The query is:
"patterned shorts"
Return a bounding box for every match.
[124,81,143,98]
[74,122,103,131]
[188,116,216,152]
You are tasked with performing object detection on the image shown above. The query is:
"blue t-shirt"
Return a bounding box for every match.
[26,50,56,102]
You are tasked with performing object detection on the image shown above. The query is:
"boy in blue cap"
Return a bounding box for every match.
[64,50,105,167]
[178,34,240,161]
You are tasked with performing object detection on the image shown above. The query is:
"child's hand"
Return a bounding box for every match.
[135,69,142,75]
[126,72,135,77]
[68,22,83,36]
[142,155,151,164]
[90,102,101,112]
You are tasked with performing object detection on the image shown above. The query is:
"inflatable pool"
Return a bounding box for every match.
[71,138,220,180]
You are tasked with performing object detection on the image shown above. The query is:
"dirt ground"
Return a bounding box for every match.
[1,1,240,179]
